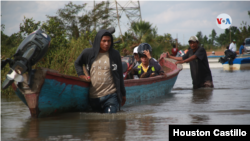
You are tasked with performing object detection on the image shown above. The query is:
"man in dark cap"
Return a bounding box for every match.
[166,36,213,89]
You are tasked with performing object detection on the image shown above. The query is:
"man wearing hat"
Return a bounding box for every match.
[166,36,213,89]
[229,39,237,52]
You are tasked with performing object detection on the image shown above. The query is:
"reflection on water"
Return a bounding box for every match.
[138,116,155,136]
[19,114,126,141]
[190,114,210,124]
[192,88,213,104]
[2,69,250,141]
[19,119,39,140]
[190,89,213,124]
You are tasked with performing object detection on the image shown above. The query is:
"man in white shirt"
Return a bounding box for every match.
[229,39,237,52]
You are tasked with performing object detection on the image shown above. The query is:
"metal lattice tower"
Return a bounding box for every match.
[107,0,142,27]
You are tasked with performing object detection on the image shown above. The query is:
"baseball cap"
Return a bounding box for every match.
[133,46,138,54]
[188,36,199,42]
[233,39,236,42]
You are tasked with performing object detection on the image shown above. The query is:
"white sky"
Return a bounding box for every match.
[1,0,250,45]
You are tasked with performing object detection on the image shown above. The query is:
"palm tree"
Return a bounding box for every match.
[130,20,154,43]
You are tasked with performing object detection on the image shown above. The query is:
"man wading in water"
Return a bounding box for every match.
[74,29,126,113]
[166,36,213,89]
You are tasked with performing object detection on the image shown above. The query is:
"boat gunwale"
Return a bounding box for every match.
[40,57,182,87]
[45,70,90,87]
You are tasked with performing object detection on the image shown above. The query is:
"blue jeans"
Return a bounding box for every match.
[89,93,119,113]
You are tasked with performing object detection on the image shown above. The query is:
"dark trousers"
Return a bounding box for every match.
[89,93,119,113]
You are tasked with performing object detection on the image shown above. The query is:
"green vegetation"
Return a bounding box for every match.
[196,11,250,51]
[115,20,180,59]
[1,2,250,96]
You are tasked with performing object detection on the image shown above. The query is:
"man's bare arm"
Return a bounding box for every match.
[169,56,183,61]
[175,55,197,65]
[166,52,183,61]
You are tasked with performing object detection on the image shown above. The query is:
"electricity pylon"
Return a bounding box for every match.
[108,0,142,41]
[109,0,142,24]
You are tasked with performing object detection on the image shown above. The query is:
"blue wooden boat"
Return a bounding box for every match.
[222,57,250,70]
[12,54,182,118]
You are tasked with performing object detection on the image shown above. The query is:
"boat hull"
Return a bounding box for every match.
[12,69,90,117]
[222,57,250,70]
[12,56,182,118]
[125,75,177,104]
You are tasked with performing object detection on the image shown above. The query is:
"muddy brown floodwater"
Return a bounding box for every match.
[1,68,250,141]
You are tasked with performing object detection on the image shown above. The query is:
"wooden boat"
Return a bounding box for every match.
[222,57,250,70]
[11,53,182,118]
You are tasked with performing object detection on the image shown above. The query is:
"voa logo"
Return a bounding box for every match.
[216,13,232,29]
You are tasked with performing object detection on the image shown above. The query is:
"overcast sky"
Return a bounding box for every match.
[1,0,250,45]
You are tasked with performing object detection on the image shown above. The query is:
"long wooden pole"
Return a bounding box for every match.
[115,0,124,43]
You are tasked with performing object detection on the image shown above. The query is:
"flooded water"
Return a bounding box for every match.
[1,68,250,141]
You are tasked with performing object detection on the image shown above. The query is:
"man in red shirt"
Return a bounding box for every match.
[171,44,178,56]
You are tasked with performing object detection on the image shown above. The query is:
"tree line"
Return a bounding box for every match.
[195,21,250,51]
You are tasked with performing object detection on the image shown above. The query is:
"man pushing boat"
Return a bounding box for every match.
[74,29,126,113]
[166,36,214,89]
